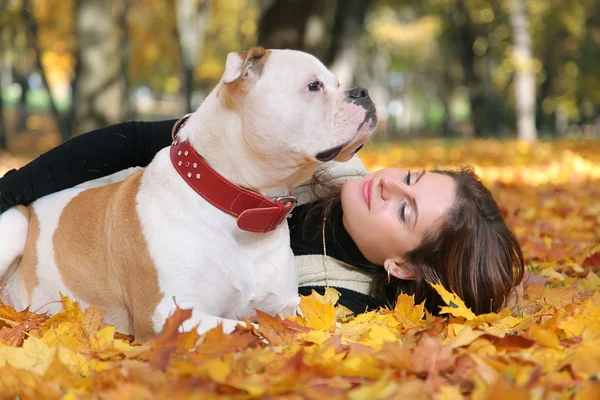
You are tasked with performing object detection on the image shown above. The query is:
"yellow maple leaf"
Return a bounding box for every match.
[429,282,476,320]
[366,324,400,348]
[0,336,56,375]
[300,329,330,345]
[297,289,338,331]
[559,297,600,339]
[39,293,84,337]
[394,293,425,330]
[348,370,398,400]
[202,359,231,383]
[435,385,464,400]
[41,321,85,349]
[90,325,117,349]
[447,325,486,348]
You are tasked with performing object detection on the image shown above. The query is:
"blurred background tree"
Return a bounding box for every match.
[0,0,598,154]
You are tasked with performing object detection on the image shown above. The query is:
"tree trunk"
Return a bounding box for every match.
[118,0,134,119]
[0,31,6,150]
[22,2,69,140]
[508,0,537,142]
[66,0,82,138]
[176,0,211,114]
[440,49,455,137]
[0,67,6,151]
[454,0,488,137]
[257,0,325,52]
[326,0,373,87]
[534,34,560,134]
[12,67,29,133]
[71,0,125,136]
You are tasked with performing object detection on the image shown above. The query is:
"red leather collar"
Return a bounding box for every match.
[169,115,297,233]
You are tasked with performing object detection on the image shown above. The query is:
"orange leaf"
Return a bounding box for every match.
[411,337,455,375]
[528,323,561,349]
[145,307,198,370]
[583,251,600,269]
[83,305,106,335]
[194,325,262,359]
[255,310,296,346]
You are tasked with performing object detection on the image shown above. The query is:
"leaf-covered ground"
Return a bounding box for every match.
[0,139,599,399]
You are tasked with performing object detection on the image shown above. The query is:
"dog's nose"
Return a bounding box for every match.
[344,87,372,109]
[347,87,369,99]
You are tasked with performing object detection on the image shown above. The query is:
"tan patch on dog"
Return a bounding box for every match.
[54,170,163,341]
[15,205,39,301]
[15,205,29,220]
[221,47,272,111]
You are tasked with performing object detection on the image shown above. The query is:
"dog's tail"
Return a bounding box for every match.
[0,205,30,281]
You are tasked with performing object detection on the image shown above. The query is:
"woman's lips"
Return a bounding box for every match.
[363,179,373,209]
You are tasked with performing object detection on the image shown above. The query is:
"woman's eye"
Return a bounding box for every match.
[404,171,412,185]
[308,81,322,92]
[399,202,407,223]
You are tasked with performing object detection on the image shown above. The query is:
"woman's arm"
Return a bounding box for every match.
[0,119,176,213]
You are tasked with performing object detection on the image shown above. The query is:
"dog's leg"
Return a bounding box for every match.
[151,299,247,337]
[0,206,29,281]
[280,296,300,318]
[187,311,246,335]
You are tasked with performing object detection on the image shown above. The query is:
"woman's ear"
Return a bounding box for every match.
[384,258,414,280]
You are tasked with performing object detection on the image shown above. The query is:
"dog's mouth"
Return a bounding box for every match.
[316,144,345,162]
[351,144,365,156]
[316,138,369,162]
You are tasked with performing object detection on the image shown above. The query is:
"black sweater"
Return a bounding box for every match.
[0,120,378,314]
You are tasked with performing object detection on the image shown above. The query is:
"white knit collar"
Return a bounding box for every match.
[296,254,373,295]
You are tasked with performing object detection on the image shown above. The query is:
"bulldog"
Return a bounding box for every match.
[0,48,376,341]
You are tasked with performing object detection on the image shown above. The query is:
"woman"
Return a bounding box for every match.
[0,117,524,316]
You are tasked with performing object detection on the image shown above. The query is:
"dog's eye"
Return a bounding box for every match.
[308,81,322,92]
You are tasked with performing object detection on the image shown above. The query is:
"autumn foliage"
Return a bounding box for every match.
[0,139,599,399]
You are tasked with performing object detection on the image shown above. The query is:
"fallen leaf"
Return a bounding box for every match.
[429,282,476,320]
[144,307,198,370]
[83,304,106,334]
[255,309,296,346]
[296,289,337,331]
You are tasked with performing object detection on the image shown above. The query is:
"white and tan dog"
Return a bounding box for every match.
[0,48,376,341]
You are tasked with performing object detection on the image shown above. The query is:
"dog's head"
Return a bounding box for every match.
[187,48,377,194]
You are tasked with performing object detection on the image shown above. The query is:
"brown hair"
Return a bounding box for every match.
[307,166,525,315]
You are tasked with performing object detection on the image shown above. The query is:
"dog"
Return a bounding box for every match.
[0,48,376,341]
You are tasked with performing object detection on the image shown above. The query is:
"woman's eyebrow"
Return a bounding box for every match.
[415,169,426,184]
[411,196,419,231]
[410,170,426,230]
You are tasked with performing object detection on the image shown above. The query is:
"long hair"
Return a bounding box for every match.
[306,166,525,315]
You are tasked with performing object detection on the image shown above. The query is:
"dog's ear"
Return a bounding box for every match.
[221,47,269,86]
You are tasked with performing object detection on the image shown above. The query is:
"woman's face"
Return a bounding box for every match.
[341,168,456,277]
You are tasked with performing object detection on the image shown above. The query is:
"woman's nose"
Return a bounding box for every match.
[380,177,410,201]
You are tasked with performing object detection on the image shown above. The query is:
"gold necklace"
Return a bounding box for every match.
[322,217,330,287]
